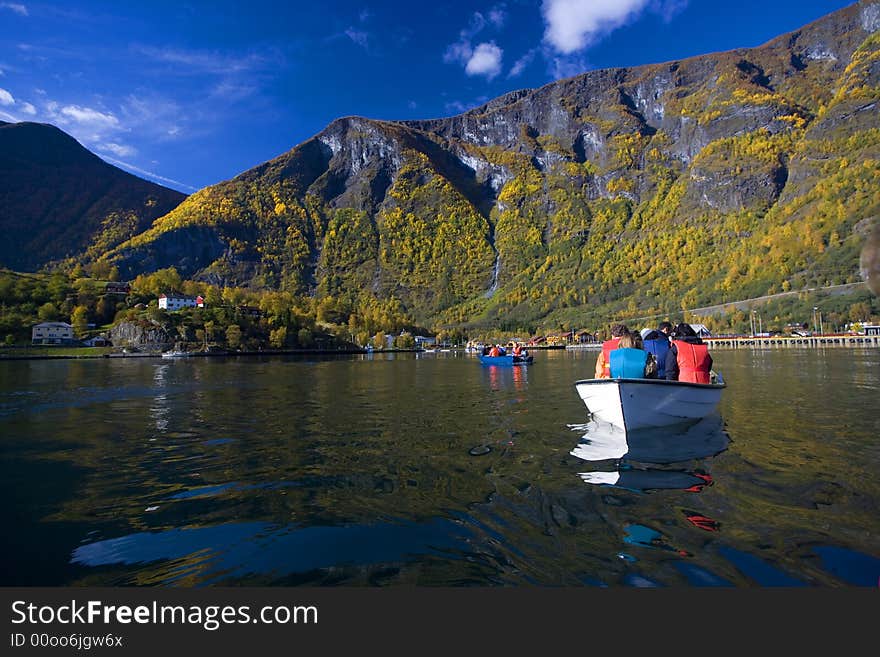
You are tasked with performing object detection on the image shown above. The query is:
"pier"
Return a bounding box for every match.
[567,335,880,350]
[706,335,879,348]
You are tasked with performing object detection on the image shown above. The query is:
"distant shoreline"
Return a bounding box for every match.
[0,343,574,361]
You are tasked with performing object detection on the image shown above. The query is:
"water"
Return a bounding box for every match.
[1,348,878,587]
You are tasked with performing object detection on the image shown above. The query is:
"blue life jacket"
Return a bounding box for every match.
[609,348,648,378]
[643,338,670,378]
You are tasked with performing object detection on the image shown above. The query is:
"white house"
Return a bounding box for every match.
[158,293,204,311]
[32,322,75,344]
[689,324,712,338]
[414,335,436,348]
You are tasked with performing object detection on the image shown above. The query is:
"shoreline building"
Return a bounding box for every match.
[32,322,75,345]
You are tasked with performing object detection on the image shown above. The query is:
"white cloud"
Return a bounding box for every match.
[488,6,506,28]
[509,49,537,78]
[445,8,507,79]
[444,41,473,65]
[549,53,590,79]
[58,105,120,130]
[542,0,650,53]
[98,142,137,157]
[20,101,35,115]
[345,28,369,49]
[99,155,198,193]
[0,87,14,105]
[134,45,268,75]
[656,0,689,22]
[210,81,257,101]
[466,42,503,79]
[0,3,28,16]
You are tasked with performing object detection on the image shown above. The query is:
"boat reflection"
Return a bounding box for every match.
[569,413,729,493]
[484,364,528,391]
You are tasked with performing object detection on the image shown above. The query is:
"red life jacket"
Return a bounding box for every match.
[600,338,621,377]
[673,340,711,383]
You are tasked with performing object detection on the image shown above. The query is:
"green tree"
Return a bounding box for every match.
[270,326,287,348]
[71,305,89,337]
[226,324,242,349]
[37,302,59,321]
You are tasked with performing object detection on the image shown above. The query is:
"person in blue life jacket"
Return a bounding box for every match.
[609,332,658,378]
[642,321,672,378]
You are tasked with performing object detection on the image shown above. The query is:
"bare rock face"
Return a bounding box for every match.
[110,320,173,352]
[861,219,880,296]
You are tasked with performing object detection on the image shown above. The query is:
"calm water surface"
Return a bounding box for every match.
[1,348,878,586]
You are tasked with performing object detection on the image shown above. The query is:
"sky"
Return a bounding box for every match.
[0,0,859,194]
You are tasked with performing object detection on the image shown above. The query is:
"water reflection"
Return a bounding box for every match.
[2,350,878,587]
[70,517,476,586]
[482,364,528,392]
[569,414,729,493]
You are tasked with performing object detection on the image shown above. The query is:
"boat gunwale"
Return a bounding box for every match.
[574,377,725,390]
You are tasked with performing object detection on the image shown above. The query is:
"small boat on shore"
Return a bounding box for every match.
[161,350,190,358]
[478,354,533,366]
[574,376,725,431]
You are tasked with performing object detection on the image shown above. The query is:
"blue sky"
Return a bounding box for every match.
[0,1,857,193]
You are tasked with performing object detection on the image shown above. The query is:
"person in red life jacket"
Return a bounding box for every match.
[665,322,713,383]
[488,344,501,357]
[594,324,629,378]
[512,342,523,356]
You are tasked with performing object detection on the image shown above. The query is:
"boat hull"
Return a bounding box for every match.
[574,378,724,430]
[478,354,533,366]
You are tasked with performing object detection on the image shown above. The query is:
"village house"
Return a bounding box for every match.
[32,322,76,344]
[105,282,131,295]
[158,293,204,311]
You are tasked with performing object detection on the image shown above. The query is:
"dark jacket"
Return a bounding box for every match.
[642,330,670,378]
[665,335,713,381]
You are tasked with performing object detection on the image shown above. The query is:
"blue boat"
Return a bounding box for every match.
[478,354,534,366]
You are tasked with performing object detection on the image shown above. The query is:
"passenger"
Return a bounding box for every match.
[512,342,523,356]
[666,323,713,383]
[594,324,629,378]
[488,345,501,357]
[642,325,672,379]
[658,321,673,339]
[609,332,657,378]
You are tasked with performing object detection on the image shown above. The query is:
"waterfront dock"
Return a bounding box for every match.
[705,335,879,348]
[567,335,880,350]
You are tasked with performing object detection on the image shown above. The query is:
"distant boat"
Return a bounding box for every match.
[574,376,725,431]
[161,350,190,358]
[478,354,533,366]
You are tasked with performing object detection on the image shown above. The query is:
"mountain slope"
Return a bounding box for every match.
[103,1,880,329]
[0,121,186,272]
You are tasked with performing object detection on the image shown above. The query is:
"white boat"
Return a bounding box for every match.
[161,350,190,358]
[574,376,725,431]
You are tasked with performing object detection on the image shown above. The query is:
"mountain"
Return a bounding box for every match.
[103,1,879,330]
[0,121,186,272]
